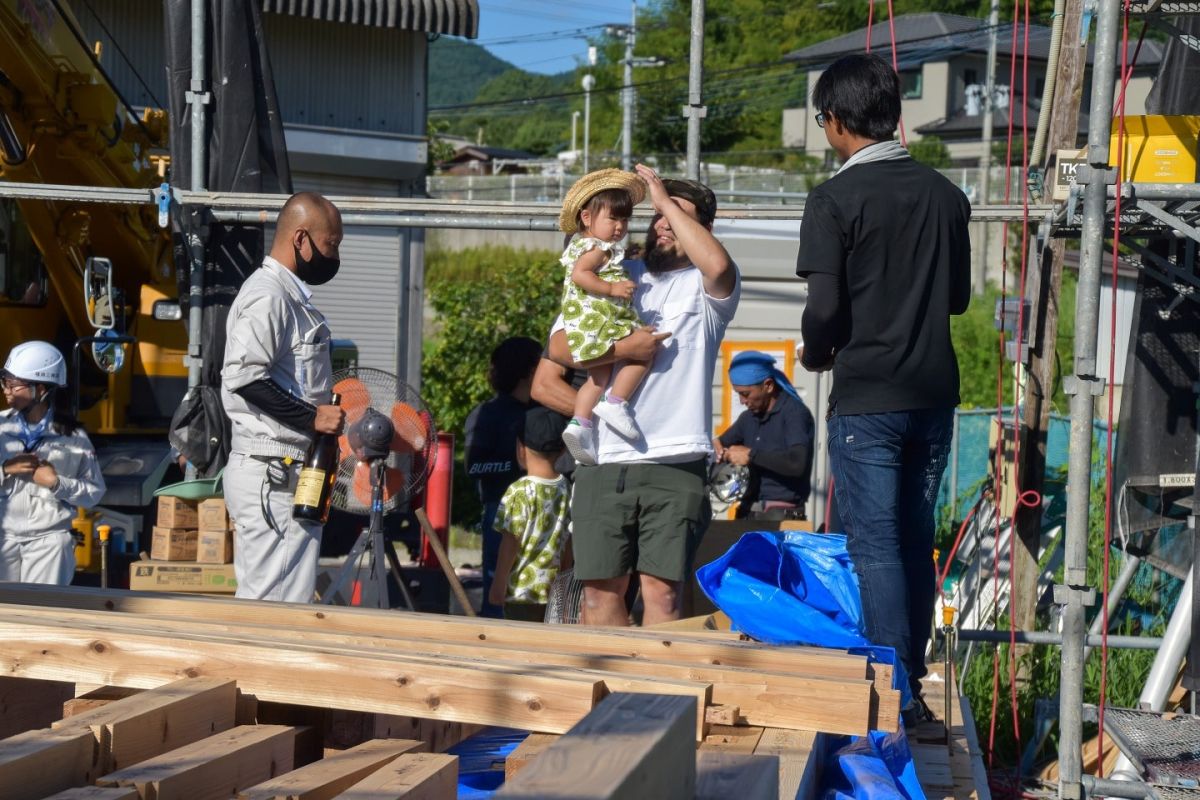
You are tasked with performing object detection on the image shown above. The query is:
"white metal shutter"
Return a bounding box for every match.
[292,172,403,375]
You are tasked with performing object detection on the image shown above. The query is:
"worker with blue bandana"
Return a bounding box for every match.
[713,351,815,521]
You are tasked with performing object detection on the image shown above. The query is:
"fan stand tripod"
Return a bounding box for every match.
[321,458,417,610]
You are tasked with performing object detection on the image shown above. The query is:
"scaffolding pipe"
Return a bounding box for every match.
[1110,568,1195,782]
[1084,554,1141,661]
[684,0,706,180]
[953,629,1162,649]
[1058,0,1123,795]
[1081,775,1155,799]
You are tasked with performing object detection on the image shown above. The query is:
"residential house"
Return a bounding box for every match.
[439,145,542,175]
[783,13,1161,169]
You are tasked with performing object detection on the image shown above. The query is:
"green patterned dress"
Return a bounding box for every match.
[494,475,571,604]
[560,237,642,362]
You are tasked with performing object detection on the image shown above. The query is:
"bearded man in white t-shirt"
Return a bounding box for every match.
[545,165,741,626]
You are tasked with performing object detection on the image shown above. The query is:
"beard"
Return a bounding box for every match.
[642,219,687,274]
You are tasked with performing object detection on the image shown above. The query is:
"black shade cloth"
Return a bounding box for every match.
[163,0,292,477]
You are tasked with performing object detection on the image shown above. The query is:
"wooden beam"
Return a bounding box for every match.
[41,788,140,800]
[701,725,763,755]
[496,693,697,800]
[704,705,740,726]
[0,603,884,736]
[504,734,559,781]
[63,686,144,720]
[0,727,100,800]
[0,613,606,735]
[238,738,426,800]
[754,728,825,800]
[53,677,236,773]
[333,753,458,799]
[0,676,74,738]
[0,585,869,679]
[97,725,296,800]
[695,751,779,800]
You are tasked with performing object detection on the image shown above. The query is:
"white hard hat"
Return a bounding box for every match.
[3,341,67,387]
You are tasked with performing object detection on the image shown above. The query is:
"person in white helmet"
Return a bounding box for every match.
[0,341,106,584]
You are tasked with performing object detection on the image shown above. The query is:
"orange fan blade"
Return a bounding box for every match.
[351,461,408,507]
[390,401,428,454]
[334,377,372,459]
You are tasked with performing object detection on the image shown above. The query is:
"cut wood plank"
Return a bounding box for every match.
[1,607,712,739]
[0,585,870,679]
[333,752,457,799]
[497,693,697,800]
[53,677,236,773]
[97,724,295,800]
[63,686,144,720]
[695,751,779,800]
[371,716,484,754]
[0,612,606,735]
[504,733,559,780]
[0,727,100,800]
[754,728,824,800]
[239,738,426,800]
[701,724,763,754]
[0,604,879,736]
[705,704,740,726]
[40,788,140,800]
[0,676,74,737]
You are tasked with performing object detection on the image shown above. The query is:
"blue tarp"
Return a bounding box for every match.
[696,530,926,800]
[447,726,526,798]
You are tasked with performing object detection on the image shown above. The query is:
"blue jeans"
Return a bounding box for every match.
[479,501,504,619]
[828,408,954,695]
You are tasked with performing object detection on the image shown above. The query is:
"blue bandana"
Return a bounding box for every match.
[728,351,801,402]
[15,408,52,452]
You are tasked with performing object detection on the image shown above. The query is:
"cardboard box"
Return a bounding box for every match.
[128,561,238,593]
[196,529,234,564]
[1112,115,1200,183]
[150,527,198,561]
[198,498,233,531]
[157,496,199,529]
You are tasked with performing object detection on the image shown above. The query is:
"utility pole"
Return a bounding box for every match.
[976,0,1000,294]
[582,73,594,173]
[1011,0,1089,656]
[684,0,707,179]
[571,110,580,154]
[622,3,635,171]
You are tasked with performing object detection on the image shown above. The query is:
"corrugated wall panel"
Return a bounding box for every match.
[293,172,404,375]
[76,0,426,135]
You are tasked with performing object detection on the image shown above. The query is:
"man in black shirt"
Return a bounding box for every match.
[796,54,971,723]
[714,351,814,520]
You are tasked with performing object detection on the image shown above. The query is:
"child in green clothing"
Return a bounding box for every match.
[488,406,573,622]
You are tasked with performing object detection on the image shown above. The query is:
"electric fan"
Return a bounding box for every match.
[320,367,437,609]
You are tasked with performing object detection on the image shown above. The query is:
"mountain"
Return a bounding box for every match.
[429,38,514,108]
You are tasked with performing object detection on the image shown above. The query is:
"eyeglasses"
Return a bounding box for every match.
[1,377,30,391]
[815,112,827,129]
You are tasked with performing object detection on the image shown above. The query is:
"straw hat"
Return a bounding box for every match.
[559,168,646,234]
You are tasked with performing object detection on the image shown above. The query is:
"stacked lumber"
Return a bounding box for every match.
[0,584,899,741]
[0,676,458,800]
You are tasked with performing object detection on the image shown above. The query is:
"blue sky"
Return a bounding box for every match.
[473,0,637,75]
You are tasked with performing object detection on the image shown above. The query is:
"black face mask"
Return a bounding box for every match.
[293,232,340,286]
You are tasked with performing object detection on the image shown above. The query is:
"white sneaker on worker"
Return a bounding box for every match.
[594,397,640,440]
[562,422,598,466]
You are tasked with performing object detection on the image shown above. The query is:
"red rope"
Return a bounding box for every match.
[883,0,907,145]
[938,502,979,597]
[865,0,874,52]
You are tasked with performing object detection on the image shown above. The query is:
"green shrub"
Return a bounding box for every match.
[423,245,563,527]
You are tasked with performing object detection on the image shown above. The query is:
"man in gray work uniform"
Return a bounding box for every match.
[221,192,347,602]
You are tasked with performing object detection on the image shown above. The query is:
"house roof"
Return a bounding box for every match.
[261,0,479,37]
[785,12,1161,70]
[915,98,1088,139]
[445,145,538,162]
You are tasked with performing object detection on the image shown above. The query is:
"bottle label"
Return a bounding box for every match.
[294,467,327,508]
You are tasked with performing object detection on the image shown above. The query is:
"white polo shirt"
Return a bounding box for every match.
[596,260,740,464]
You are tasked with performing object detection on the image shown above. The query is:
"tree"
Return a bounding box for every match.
[907,134,952,168]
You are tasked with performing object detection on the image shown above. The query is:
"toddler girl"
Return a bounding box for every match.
[557,168,649,465]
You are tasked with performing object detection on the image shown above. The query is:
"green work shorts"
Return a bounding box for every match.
[570,459,710,582]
